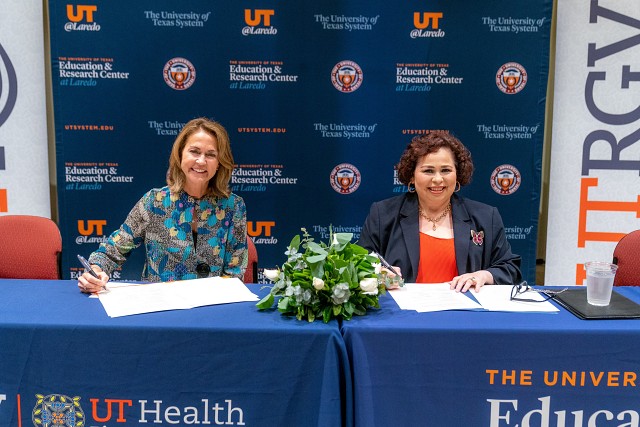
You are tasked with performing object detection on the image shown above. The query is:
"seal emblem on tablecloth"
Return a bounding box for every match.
[32,394,85,427]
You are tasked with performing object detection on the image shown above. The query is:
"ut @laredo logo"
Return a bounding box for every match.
[32,394,85,427]
[496,62,527,94]
[78,219,106,236]
[331,61,363,93]
[247,221,277,244]
[413,12,443,29]
[491,164,521,195]
[66,5,97,22]
[244,9,274,26]
[163,57,196,90]
[330,163,361,194]
[65,5,100,31]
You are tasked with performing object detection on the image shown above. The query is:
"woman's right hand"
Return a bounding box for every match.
[381,266,403,290]
[77,266,109,294]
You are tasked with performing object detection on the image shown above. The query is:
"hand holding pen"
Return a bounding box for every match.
[373,252,402,277]
[372,252,404,289]
[77,254,109,294]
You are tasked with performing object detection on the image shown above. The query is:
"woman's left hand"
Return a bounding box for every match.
[450,270,493,293]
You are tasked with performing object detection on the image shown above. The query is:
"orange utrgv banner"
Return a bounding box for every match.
[575,177,640,285]
[0,189,7,212]
[546,1,640,286]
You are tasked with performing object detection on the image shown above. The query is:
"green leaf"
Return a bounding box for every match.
[323,306,332,323]
[334,259,349,269]
[307,310,316,322]
[334,232,353,245]
[307,241,328,256]
[306,254,327,263]
[352,244,369,255]
[289,234,301,250]
[353,305,367,316]
[277,296,290,311]
[256,293,274,310]
[310,261,325,279]
[341,264,355,284]
[333,304,342,316]
[344,301,355,315]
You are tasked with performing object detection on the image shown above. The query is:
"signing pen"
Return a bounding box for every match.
[77,254,109,293]
[77,254,99,278]
[373,252,402,278]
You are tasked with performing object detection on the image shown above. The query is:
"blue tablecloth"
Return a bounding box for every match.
[0,279,352,427]
[340,287,640,427]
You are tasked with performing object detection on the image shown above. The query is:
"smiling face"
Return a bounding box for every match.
[180,130,219,197]
[412,147,457,212]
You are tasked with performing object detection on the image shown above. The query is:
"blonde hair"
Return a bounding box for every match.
[167,118,234,198]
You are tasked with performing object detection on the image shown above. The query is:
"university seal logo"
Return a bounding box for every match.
[330,163,361,194]
[0,42,18,127]
[163,57,196,90]
[491,164,521,195]
[32,394,85,427]
[331,61,363,92]
[496,62,527,94]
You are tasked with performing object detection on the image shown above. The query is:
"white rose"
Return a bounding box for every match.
[359,277,379,295]
[263,269,280,281]
[312,277,325,290]
[372,262,382,274]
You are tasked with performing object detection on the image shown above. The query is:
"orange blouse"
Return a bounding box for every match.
[415,232,458,283]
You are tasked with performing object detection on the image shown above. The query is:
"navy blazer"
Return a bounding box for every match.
[359,193,522,285]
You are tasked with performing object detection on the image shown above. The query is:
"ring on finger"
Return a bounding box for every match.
[469,276,477,284]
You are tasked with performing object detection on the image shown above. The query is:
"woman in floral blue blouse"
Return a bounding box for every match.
[78,118,247,293]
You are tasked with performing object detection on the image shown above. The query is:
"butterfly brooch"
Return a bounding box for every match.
[471,230,484,246]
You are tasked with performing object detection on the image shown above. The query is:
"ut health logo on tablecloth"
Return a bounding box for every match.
[25,393,246,426]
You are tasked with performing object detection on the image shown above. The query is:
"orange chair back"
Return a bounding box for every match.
[244,235,259,283]
[0,215,62,279]
[613,230,640,286]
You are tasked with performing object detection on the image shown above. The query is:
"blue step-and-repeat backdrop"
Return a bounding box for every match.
[48,1,551,283]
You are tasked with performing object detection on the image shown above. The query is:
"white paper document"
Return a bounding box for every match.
[389,283,483,312]
[97,277,259,317]
[389,283,559,313]
[471,285,559,313]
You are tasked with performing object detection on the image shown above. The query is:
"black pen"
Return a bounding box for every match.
[78,255,100,279]
[373,252,402,278]
[77,254,109,292]
[77,254,99,279]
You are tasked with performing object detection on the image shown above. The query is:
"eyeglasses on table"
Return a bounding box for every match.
[510,281,568,303]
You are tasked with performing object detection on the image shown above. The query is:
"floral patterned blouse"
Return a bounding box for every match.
[89,186,247,282]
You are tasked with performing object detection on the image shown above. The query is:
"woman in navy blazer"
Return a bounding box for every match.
[359,131,521,292]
